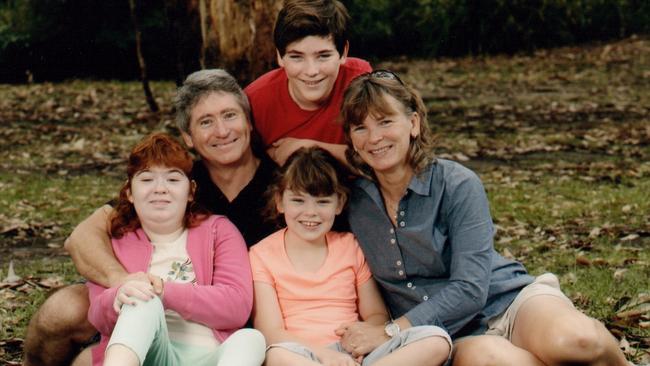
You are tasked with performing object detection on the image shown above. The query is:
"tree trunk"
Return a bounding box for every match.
[128,0,159,112]
[163,0,202,86]
[197,0,283,85]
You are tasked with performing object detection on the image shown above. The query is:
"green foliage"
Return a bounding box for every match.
[345,0,650,58]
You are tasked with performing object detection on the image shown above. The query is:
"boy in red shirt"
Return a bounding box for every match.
[245,0,371,165]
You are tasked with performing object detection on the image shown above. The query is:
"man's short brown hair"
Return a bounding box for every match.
[274,0,350,57]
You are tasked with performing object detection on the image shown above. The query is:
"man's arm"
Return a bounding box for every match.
[64,205,127,287]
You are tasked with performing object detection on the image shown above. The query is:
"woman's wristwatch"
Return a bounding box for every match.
[384,321,401,338]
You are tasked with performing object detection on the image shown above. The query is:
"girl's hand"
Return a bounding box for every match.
[313,347,360,366]
[335,321,387,358]
[112,279,158,313]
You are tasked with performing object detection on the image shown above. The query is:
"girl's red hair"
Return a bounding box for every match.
[110,133,207,238]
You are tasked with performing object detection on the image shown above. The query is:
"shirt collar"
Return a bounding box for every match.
[356,160,436,199]
[408,161,435,196]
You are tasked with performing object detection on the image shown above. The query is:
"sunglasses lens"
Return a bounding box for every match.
[369,70,403,85]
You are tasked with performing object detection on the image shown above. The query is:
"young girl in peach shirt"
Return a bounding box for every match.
[249,147,451,366]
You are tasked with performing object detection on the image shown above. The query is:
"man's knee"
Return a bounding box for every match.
[28,284,94,339]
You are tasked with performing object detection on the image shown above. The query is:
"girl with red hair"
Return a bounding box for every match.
[86,133,265,366]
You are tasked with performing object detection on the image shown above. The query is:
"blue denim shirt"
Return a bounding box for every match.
[348,159,534,337]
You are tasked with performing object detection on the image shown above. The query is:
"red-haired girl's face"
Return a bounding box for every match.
[128,165,192,234]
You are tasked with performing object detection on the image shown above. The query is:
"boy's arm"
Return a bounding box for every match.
[64,205,128,287]
[267,137,348,167]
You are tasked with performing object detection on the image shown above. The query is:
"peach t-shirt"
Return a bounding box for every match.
[249,229,372,346]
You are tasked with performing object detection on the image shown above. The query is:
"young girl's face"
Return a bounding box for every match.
[277,189,343,245]
[128,165,192,232]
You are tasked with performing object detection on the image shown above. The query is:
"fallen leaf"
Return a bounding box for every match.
[621,234,639,242]
[576,256,592,266]
[589,227,601,238]
[614,268,628,281]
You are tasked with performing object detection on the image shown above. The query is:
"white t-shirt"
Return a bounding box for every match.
[149,229,219,348]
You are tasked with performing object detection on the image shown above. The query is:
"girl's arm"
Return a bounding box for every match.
[335,279,392,357]
[86,281,120,336]
[161,217,253,330]
[357,278,390,326]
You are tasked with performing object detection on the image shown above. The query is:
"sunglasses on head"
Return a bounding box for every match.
[359,69,405,85]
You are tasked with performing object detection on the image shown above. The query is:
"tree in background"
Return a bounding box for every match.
[196,0,282,85]
[129,0,159,112]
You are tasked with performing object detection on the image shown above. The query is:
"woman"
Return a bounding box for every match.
[337,70,629,365]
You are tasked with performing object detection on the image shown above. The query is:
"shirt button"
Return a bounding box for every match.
[390,238,396,244]
[398,270,404,276]
[407,282,413,288]
[399,211,405,216]
[396,260,402,266]
[423,295,429,301]
[389,228,395,234]
[399,221,405,227]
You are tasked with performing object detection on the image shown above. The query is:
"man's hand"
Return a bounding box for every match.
[267,137,316,166]
[112,279,159,313]
[335,321,388,358]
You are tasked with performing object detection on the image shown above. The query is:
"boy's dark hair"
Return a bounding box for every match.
[274,0,350,57]
[265,146,350,225]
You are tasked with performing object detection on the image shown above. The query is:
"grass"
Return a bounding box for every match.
[1,36,649,364]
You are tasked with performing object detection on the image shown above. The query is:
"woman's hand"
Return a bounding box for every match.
[335,321,388,358]
[112,279,158,313]
[313,347,360,366]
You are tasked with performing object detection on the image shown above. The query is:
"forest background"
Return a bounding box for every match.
[1,0,649,365]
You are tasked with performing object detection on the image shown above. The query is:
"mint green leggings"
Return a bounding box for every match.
[107,297,265,366]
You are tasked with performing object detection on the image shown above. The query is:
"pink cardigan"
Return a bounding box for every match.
[86,215,253,365]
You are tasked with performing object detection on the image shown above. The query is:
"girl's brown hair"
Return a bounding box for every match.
[110,133,207,238]
[340,71,436,179]
[265,146,350,224]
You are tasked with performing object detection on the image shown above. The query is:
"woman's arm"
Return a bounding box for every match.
[162,218,253,330]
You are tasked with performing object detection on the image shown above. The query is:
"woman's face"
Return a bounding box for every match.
[182,92,253,167]
[128,165,192,232]
[348,93,420,176]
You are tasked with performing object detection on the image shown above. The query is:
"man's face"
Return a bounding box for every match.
[182,92,253,167]
[278,35,348,111]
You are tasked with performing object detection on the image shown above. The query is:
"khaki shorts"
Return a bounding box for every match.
[269,325,452,365]
[485,272,574,341]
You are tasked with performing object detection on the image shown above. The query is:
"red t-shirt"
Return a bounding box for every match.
[245,57,372,147]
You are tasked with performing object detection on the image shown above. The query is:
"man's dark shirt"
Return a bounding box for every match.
[191,154,278,247]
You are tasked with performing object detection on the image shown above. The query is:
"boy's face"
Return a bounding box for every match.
[278,35,348,111]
